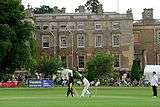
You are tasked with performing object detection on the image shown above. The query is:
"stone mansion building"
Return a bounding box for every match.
[26,6,160,72]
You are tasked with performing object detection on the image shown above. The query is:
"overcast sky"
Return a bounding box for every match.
[22,0,160,20]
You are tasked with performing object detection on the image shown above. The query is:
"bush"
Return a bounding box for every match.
[86,53,114,81]
[130,59,141,81]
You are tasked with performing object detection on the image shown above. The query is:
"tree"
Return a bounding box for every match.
[33,57,63,78]
[0,0,36,80]
[130,59,141,81]
[33,5,54,14]
[86,53,114,81]
[85,0,101,13]
[33,5,65,14]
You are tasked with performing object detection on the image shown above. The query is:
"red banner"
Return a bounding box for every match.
[0,81,19,87]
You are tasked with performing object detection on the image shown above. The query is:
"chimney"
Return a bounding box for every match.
[142,8,154,24]
[126,8,133,18]
[25,4,33,18]
[61,8,66,13]
[97,4,103,14]
[79,5,85,13]
[142,8,153,20]
[53,6,58,13]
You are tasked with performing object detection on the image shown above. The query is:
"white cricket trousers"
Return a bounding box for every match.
[81,85,90,97]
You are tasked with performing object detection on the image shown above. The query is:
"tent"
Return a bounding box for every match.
[144,65,160,82]
[57,69,73,80]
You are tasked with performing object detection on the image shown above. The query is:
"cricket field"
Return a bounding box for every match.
[0,87,159,107]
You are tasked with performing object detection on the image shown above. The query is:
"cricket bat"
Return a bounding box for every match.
[75,70,82,77]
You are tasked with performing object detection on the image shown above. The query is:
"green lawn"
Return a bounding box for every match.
[0,87,159,107]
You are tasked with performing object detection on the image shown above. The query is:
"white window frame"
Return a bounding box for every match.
[95,24,102,30]
[77,34,85,48]
[60,35,67,48]
[43,25,49,31]
[78,56,85,69]
[112,22,120,30]
[112,34,120,47]
[42,35,50,48]
[95,34,103,47]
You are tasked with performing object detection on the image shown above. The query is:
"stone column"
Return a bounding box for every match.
[144,50,147,66]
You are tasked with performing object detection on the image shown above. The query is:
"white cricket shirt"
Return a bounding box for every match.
[150,75,158,87]
[82,78,90,87]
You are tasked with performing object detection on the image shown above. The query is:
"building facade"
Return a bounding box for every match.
[133,8,160,70]
[29,7,134,72]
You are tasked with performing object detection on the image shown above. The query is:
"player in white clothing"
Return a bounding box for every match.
[80,76,91,97]
[150,71,158,98]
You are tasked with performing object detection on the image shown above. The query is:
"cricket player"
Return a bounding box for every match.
[80,76,91,97]
[151,71,158,98]
[67,73,74,97]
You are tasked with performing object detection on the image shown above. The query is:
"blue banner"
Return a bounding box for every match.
[42,80,53,88]
[28,79,53,88]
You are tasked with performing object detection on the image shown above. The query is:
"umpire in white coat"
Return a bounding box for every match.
[150,71,158,98]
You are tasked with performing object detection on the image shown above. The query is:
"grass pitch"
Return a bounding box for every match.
[0,87,159,107]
